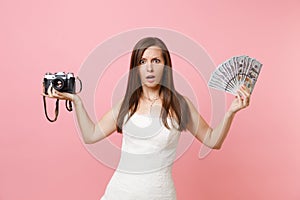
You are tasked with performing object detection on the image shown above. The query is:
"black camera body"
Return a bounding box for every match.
[43,72,75,94]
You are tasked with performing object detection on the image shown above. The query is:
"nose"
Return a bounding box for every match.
[146,62,154,72]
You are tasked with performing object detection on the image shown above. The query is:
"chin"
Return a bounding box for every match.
[143,82,160,89]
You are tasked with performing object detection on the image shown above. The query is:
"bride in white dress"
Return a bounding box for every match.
[44,37,251,200]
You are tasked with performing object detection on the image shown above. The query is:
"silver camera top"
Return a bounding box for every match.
[44,72,74,79]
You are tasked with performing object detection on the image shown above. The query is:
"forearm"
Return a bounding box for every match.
[204,111,236,149]
[73,96,96,143]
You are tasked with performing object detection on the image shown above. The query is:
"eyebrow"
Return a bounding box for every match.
[140,56,162,59]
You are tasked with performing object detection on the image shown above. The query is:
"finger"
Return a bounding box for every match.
[54,90,65,97]
[49,86,62,99]
[54,91,65,99]
[55,90,63,96]
[47,83,53,97]
[52,89,58,97]
[54,90,73,101]
[238,89,246,108]
[52,89,63,99]
[50,90,65,100]
[236,91,242,105]
[238,86,248,97]
[41,93,48,97]
[241,85,251,96]
[238,89,250,107]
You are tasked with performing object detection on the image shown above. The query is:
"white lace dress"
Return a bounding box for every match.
[100,112,181,200]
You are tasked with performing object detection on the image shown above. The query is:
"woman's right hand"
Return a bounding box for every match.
[42,83,81,104]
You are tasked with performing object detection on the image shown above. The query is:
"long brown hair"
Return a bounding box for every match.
[116,37,191,133]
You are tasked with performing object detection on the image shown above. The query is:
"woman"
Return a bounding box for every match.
[44,37,250,199]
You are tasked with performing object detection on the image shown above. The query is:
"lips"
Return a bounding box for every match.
[146,75,155,83]
[146,75,155,79]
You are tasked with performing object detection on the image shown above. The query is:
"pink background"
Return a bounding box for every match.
[1,0,300,199]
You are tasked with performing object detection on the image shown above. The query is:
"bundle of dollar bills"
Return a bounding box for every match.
[208,55,262,95]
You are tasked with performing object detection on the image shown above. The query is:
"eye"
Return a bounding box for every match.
[139,59,146,65]
[152,58,161,64]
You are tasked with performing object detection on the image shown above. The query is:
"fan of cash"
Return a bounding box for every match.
[208,55,262,95]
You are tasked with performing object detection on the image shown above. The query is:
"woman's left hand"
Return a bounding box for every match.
[228,85,251,115]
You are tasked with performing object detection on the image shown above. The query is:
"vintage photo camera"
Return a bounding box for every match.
[42,72,82,122]
[43,72,76,94]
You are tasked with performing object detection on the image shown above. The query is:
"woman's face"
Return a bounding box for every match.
[138,46,165,89]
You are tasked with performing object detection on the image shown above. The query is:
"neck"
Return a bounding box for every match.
[141,86,161,100]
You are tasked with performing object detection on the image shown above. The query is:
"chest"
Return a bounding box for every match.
[122,114,180,154]
[135,99,162,116]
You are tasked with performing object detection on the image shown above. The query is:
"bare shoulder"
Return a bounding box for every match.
[182,95,190,103]
[182,95,193,108]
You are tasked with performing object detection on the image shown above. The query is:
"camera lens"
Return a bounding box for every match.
[52,77,64,91]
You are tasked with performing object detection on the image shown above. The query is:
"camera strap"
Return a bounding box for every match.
[76,76,82,94]
[43,97,74,122]
[65,100,72,111]
[43,96,60,122]
[62,77,81,113]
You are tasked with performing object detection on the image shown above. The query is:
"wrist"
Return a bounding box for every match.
[226,110,236,118]
[72,95,82,106]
